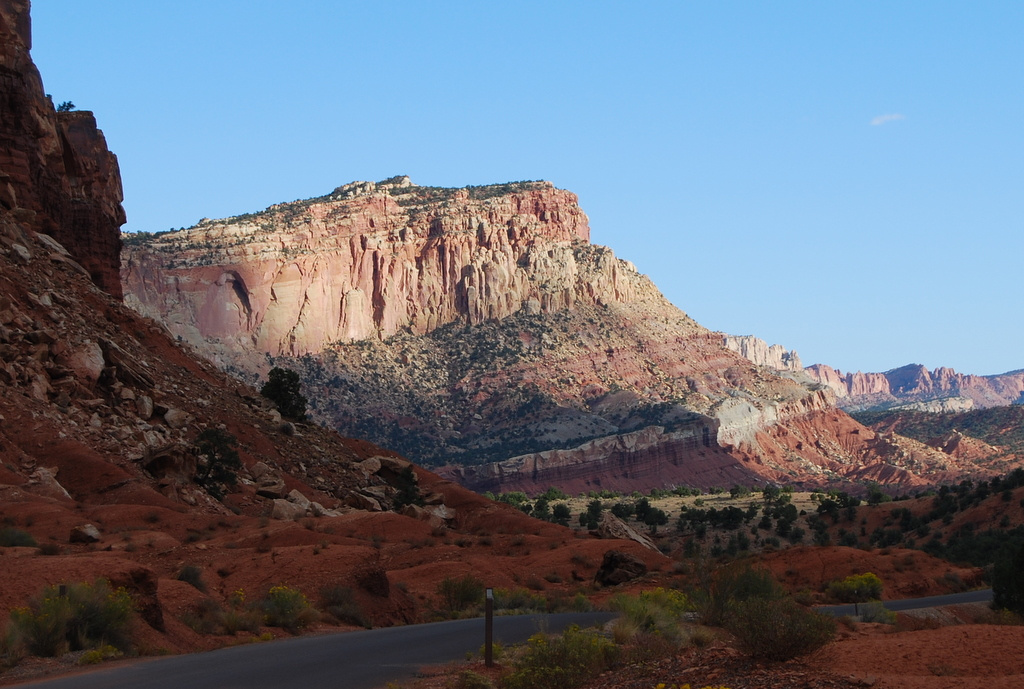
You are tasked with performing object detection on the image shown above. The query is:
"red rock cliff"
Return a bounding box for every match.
[0,0,125,298]
[122,178,645,357]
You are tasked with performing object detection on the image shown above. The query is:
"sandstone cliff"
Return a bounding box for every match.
[121,178,993,493]
[805,363,1024,411]
[0,1,124,297]
[122,177,644,359]
[723,334,803,372]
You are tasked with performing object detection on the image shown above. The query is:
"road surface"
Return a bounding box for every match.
[817,587,992,616]
[15,612,616,689]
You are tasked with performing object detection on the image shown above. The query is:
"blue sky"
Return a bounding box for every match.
[30,1,1024,376]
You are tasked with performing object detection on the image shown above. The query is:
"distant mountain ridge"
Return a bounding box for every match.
[805,362,1024,411]
[720,335,1024,412]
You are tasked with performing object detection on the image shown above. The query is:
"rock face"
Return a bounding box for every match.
[122,178,639,359]
[805,363,1024,412]
[121,177,1004,494]
[0,0,125,297]
[723,335,803,372]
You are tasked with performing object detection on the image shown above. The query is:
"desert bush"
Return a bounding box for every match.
[0,528,36,548]
[176,564,207,593]
[725,598,835,661]
[501,625,617,689]
[693,563,784,626]
[457,669,494,689]
[319,585,369,628]
[437,574,484,613]
[858,601,896,624]
[993,543,1024,615]
[78,644,121,665]
[492,587,546,613]
[193,428,242,499]
[8,580,134,657]
[182,592,262,636]
[826,572,883,606]
[261,367,307,421]
[609,588,693,646]
[259,585,318,633]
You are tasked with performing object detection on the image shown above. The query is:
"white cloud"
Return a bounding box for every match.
[870,113,906,126]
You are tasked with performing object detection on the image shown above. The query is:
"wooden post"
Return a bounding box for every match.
[485,587,494,667]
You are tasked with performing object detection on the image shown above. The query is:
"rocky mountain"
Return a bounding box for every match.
[805,363,1024,412]
[719,334,1024,413]
[0,1,672,662]
[121,177,1003,494]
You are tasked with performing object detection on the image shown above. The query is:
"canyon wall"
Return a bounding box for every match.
[0,0,125,297]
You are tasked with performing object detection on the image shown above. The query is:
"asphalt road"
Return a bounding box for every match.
[15,612,616,689]
[816,587,993,616]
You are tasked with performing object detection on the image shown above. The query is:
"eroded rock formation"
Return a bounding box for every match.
[0,1,124,297]
[723,334,803,372]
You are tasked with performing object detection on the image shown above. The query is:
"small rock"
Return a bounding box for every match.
[163,408,190,429]
[70,524,102,543]
[256,476,287,499]
[136,395,154,419]
[10,243,31,264]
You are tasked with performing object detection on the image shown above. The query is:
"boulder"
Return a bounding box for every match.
[69,523,102,543]
[286,489,311,511]
[256,476,287,499]
[271,499,306,520]
[596,512,658,551]
[594,549,647,587]
[163,408,190,429]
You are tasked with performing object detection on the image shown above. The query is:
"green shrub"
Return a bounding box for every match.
[492,587,546,613]
[0,528,37,548]
[437,574,484,613]
[858,601,896,624]
[694,564,784,626]
[8,580,135,657]
[261,367,308,421]
[993,543,1024,614]
[260,585,317,633]
[176,564,207,593]
[193,429,242,499]
[319,585,369,628]
[725,598,836,661]
[501,625,617,689]
[609,588,693,646]
[456,669,493,689]
[827,572,883,605]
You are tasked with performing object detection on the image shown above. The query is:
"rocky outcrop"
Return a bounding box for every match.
[122,178,650,359]
[805,363,1024,411]
[0,0,125,297]
[723,334,803,372]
